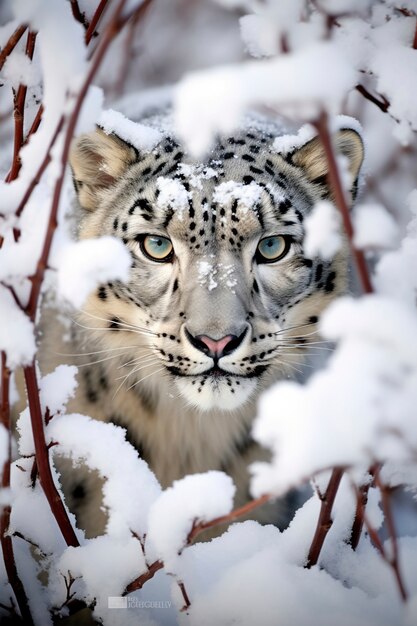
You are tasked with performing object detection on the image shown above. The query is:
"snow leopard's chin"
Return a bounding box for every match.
[174,374,257,411]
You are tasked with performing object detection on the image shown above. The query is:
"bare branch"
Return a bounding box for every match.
[5,31,37,183]
[187,493,270,544]
[314,111,373,294]
[0,354,34,625]
[0,25,27,72]
[374,472,408,602]
[355,84,390,114]
[85,0,110,44]
[305,468,344,568]
[23,364,79,547]
[349,463,380,551]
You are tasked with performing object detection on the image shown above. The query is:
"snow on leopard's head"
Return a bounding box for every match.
[70,115,363,412]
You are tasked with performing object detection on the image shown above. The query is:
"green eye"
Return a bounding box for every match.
[141,235,173,262]
[256,236,291,263]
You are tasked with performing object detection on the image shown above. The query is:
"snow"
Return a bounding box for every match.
[272,123,317,156]
[174,42,356,156]
[4,1,417,623]
[374,192,417,305]
[303,201,343,260]
[1,52,41,89]
[56,535,147,609]
[156,177,191,219]
[213,180,262,211]
[239,15,280,58]
[146,472,235,570]
[55,237,132,308]
[99,109,162,152]
[0,285,36,368]
[39,365,78,416]
[251,295,417,498]
[47,414,161,538]
[353,203,400,250]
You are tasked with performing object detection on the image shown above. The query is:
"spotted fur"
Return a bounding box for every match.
[40,114,364,536]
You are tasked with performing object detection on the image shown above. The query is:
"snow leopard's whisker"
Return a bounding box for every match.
[112,361,160,399]
[74,349,156,369]
[118,354,160,370]
[271,358,305,375]
[54,345,135,358]
[274,328,321,339]
[73,311,157,335]
[127,367,166,392]
[273,321,317,336]
[277,342,333,350]
[114,359,160,382]
[71,318,154,338]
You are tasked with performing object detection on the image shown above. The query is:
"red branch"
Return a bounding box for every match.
[6,31,37,183]
[85,0,110,44]
[69,0,89,30]
[23,365,79,547]
[374,473,408,602]
[0,354,34,624]
[353,480,407,602]
[314,111,373,294]
[305,469,344,568]
[355,84,390,114]
[125,494,271,595]
[349,463,380,550]
[0,25,27,71]
[187,493,270,544]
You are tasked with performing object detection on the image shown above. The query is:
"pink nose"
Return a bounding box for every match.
[197,335,235,358]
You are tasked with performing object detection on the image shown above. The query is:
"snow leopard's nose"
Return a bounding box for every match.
[185,328,247,359]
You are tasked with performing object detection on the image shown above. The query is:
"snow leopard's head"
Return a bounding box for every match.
[70,118,363,412]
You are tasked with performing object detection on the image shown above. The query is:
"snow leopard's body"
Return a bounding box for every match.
[40,112,363,536]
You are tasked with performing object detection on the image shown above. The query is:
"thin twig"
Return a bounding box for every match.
[0,25,27,71]
[355,84,390,114]
[305,468,344,568]
[124,560,163,595]
[178,581,191,612]
[23,364,79,547]
[374,472,408,602]
[69,0,89,30]
[187,493,270,543]
[349,463,380,550]
[25,105,44,143]
[125,493,271,595]
[85,0,110,44]
[353,481,407,602]
[0,354,34,625]
[314,111,373,294]
[6,31,37,182]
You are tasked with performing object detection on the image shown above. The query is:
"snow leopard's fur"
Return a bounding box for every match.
[39,114,364,537]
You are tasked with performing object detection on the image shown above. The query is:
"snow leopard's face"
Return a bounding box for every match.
[70,121,363,412]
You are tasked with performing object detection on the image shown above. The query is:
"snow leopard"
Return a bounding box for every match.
[39,112,364,537]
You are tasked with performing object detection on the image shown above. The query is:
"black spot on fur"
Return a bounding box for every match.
[325,271,336,293]
[315,264,323,282]
[97,287,107,300]
[109,317,121,330]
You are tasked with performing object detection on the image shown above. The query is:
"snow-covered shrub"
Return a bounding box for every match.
[1,0,417,624]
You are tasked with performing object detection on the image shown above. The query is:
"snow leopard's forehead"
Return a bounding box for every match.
[105,128,317,252]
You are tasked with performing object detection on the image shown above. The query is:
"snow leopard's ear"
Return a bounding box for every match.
[69,128,138,210]
[292,129,364,199]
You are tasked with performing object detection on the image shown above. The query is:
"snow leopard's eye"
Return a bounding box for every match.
[140,235,174,262]
[256,235,292,263]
